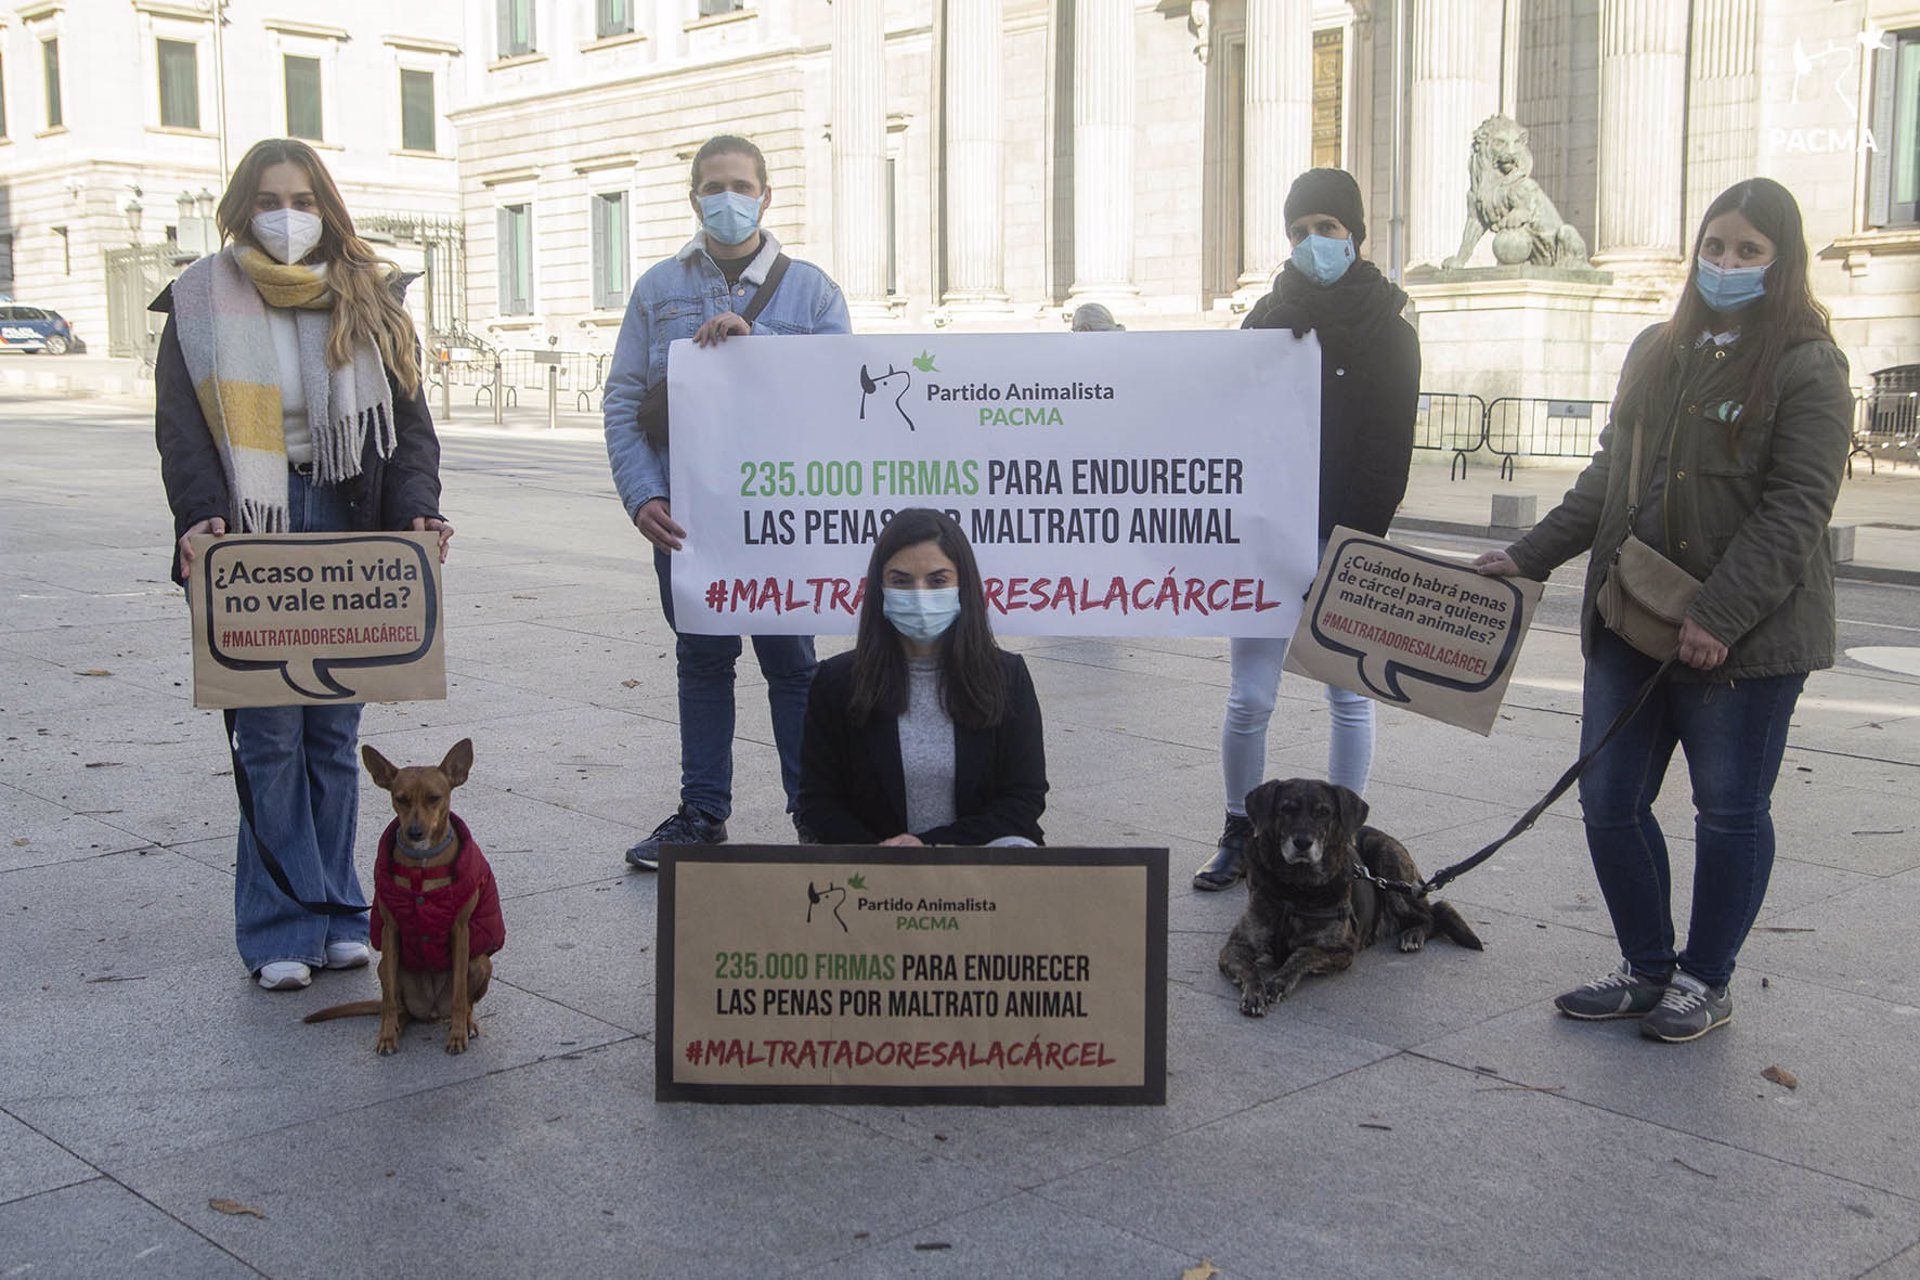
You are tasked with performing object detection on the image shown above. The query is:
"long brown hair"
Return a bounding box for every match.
[215,139,422,395]
[1614,178,1830,438]
[849,509,1008,732]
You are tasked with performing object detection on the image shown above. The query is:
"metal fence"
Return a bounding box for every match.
[1412,392,1489,480]
[1483,397,1609,480]
[1848,390,1920,476]
[426,346,612,427]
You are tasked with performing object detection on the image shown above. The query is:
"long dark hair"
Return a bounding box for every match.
[1615,178,1830,439]
[849,508,1007,731]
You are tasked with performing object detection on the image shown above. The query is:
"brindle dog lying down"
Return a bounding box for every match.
[1220,778,1483,1017]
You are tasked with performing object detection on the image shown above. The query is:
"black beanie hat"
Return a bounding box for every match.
[1284,168,1367,248]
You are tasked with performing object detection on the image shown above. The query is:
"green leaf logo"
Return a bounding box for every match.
[911,351,938,374]
[847,873,867,891]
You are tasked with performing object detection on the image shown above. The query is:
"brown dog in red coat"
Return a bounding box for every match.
[303,739,505,1054]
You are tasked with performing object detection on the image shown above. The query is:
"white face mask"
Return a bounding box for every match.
[251,208,324,265]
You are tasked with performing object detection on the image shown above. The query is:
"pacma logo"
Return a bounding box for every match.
[857,364,917,432]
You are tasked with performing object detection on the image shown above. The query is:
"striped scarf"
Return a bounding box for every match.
[171,245,396,532]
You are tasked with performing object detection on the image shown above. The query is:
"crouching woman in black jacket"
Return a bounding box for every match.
[154,138,450,992]
[798,508,1047,847]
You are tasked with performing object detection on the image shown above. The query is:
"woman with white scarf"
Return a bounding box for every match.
[154,139,451,992]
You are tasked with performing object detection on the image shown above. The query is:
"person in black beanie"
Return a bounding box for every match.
[1194,166,1422,890]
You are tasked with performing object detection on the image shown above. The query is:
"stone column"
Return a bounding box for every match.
[832,0,889,308]
[1069,0,1137,303]
[1593,0,1689,270]
[1683,0,1757,237]
[1239,0,1314,289]
[942,0,1008,307]
[1407,0,1501,269]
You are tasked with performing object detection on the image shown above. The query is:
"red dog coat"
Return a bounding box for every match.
[371,814,505,971]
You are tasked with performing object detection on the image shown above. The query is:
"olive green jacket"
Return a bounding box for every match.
[1508,324,1853,681]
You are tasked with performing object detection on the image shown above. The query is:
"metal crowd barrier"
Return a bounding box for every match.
[1848,390,1919,478]
[1412,392,1489,481]
[1483,396,1609,481]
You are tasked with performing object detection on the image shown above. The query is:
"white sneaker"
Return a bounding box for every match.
[324,942,372,970]
[257,961,312,991]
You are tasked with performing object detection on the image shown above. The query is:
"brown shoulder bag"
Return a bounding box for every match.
[1594,413,1703,661]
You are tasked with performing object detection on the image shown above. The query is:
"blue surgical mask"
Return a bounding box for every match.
[882,587,962,645]
[1694,259,1767,312]
[1290,233,1356,286]
[698,190,764,246]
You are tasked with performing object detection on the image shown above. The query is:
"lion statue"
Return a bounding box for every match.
[1441,115,1591,270]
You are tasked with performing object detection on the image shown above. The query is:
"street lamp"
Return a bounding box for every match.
[124,197,145,245]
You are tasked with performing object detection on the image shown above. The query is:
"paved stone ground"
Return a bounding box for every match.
[4,393,1919,1279]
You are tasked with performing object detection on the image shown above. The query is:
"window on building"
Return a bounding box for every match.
[1870,29,1920,227]
[498,0,536,57]
[590,191,629,310]
[698,0,744,16]
[1311,28,1342,169]
[53,226,70,275]
[0,235,14,295]
[596,0,632,39]
[284,55,323,141]
[158,39,199,130]
[400,68,435,152]
[43,38,61,130]
[497,204,533,314]
[1,54,9,138]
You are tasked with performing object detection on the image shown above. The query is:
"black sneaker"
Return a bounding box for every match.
[625,805,727,871]
[1640,973,1733,1043]
[1192,813,1254,891]
[1553,961,1669,1020]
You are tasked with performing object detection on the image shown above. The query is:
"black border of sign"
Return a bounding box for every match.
[654,845,1169,1106]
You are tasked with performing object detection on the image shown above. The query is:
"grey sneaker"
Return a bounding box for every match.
[1640,973,1732,1042]
[1553,961,1669,1020]
[625,805,727,871]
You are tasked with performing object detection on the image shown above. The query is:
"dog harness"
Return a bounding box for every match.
[371,814,506,971]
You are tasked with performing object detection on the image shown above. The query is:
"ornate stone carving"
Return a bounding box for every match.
[1442,115,1592,270]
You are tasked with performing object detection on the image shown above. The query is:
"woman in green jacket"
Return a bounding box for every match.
[1477,178,1852,1043]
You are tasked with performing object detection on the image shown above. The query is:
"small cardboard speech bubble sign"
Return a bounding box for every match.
[189,532,446,709]
[1283,529,1542,736]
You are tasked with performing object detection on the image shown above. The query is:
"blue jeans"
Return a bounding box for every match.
[1576,628,1806,989]
[230,471,368,972]
[653,549,816,821]
[1223,635,1375,812]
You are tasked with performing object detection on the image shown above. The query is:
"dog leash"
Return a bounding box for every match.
[222,709,370,916]
[1354,657,1678,900]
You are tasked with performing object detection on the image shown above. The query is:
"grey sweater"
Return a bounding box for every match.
[899,656,957,836]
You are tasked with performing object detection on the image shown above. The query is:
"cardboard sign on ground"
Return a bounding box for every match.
[656,846,1168,1105]
[188,531,445,709]
[1282,527,1543,736]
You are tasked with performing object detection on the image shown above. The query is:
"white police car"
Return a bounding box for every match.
[0,303,84,355]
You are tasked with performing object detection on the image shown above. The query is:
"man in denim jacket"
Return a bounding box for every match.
[604,134,851,869]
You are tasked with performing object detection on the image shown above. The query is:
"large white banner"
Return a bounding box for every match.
[665,331,1320,637]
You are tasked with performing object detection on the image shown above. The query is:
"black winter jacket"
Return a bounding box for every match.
[797,650,1048,847]
[1244,262,1421,539]
[150,282,444,585]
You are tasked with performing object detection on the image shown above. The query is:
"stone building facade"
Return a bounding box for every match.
[449,0,1919,402]
[0,0,465,353]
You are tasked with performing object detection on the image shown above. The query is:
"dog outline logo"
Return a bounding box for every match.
[806,880,849,933]
[857,363,916,432]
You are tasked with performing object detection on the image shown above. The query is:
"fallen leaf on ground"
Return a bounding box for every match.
[913,1242,952,1252]
[1762,1065,1798,1090]
[1358,1122,1394,1131]
[208,1198,266,1219]
[78,669,113,678]
[621,679,640,688]
[11,838,27,846]
[1181,1261,1222,1280]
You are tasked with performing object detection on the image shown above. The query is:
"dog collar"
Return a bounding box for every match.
[393,829,458,863]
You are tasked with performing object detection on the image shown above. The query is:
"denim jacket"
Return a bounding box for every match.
[603,232,851,516]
